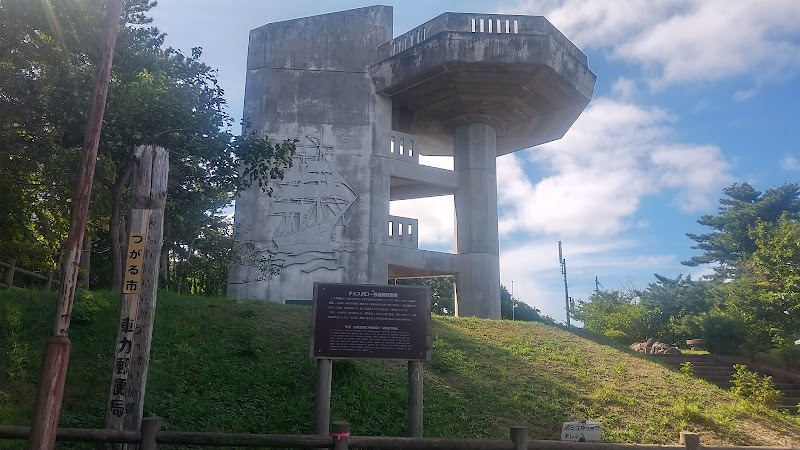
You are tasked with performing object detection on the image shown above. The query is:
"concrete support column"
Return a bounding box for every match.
[453,122,500,318]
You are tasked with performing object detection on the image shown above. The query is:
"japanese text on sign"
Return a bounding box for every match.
[561,421,602,442]
[122,233,146,294]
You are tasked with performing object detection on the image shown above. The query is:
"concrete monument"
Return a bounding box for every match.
[228,6,595,318]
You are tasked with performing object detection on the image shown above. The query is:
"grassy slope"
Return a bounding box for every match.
[1,289,799,449]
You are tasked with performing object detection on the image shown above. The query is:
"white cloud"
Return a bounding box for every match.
[611,76,637,101]
[497,97,732,238]
[781,155,800,171]
[390,196,454,250]
[512,0,800,89]
[733,88,758,102]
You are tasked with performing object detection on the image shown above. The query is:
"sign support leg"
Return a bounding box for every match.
[314,358,333,435]
[407,360,423,437]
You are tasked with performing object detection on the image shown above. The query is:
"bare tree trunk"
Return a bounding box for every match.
[108,162,134,291]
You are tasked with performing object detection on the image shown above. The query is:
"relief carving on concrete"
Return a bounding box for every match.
[270,131,357,272]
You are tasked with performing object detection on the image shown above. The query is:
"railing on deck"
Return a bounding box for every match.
[0,421,786,450]
[387,131,420,163]
[387,216,418,249]
[382,13,523,56]
[379,13,586,64]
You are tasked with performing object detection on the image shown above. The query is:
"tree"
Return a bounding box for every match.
[571,289,649,344]
[719,214,800,352]
[0,0,295,290]
[684,182,800,275]
[638,274,711,344]
[0,0,84,272]
[393,277,455,315]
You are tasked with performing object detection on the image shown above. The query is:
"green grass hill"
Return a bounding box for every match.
[1,289,799,449]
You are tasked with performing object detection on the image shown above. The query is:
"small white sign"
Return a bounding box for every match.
[561,421,602,442]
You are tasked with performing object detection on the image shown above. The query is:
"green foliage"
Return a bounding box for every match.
[680,361,694,377]
[572,289,648,343]
[730,364,782,408]
[639,274,710,344]
[602,328,630,345]
[700,311,747,355]
[776,345,800,371]
[393,277,455,315]
[685,182,800,273]
[0,0,296,293]
[71,290,111,325]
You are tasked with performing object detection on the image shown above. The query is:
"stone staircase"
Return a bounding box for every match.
[652,353,800,415]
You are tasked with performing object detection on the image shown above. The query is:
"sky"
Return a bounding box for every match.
[149,1,800,323]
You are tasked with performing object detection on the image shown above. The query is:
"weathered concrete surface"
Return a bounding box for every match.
[228,6,392,301]
[370,31,595,156]
[229,7,595,320]
[453,123,500,317]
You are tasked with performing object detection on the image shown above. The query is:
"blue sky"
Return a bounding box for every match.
[150,1,800,322]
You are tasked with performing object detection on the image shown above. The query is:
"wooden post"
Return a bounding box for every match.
[3,258,15,287]
[105,146,168,450]
[314,359,333,435]
[46,271,54,290]
[510,426,528,450]
[140,416,162,450]
[331,421,350,450]
[680,431,700,450]
[27,0,123,448]
[407,360,423,437]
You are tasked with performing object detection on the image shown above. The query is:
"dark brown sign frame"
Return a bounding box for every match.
[311,282,431,361]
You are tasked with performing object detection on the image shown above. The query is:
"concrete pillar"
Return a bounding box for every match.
[453,122,501,318]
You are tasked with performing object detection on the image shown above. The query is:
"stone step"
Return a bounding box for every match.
[779,405,798,414]
[659,360,733,371]
[691,368,735,375]
[774,382,800,391]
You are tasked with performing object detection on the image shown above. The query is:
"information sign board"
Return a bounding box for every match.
[561,421,602,442]
[311,282,430,361]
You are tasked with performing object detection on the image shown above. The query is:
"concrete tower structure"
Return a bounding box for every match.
[228,6,595,318]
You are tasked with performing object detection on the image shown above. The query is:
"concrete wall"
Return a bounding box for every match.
[228,6,392,301]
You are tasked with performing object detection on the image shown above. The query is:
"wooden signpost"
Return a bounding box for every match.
[311,282,431,437]
[104,146,168,448]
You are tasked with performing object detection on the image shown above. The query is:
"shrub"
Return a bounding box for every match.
[701,313,746,354]
[776,345,800,370]
[730,364,782,407]
[680,362,694,377]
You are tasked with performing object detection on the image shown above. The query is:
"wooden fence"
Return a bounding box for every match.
[0,259,57,289]
[0,419,795,450]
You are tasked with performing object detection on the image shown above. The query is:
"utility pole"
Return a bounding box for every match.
[28,1,123,448]
[595,276,600,293]
[558,241,570,327]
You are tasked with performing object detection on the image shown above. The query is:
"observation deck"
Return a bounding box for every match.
[369,13,595,156]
